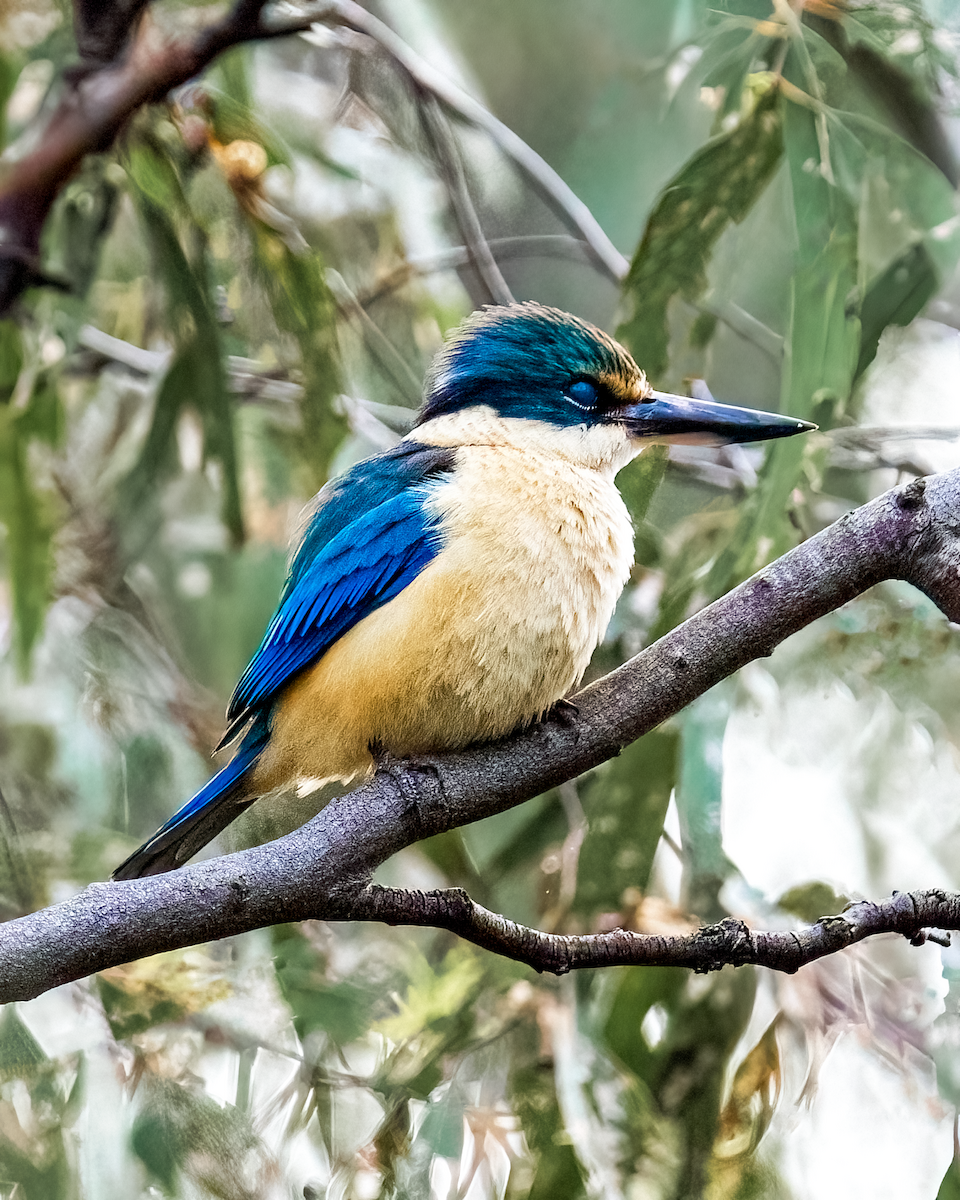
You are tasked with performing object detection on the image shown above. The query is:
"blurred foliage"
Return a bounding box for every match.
[0,0,960,1197]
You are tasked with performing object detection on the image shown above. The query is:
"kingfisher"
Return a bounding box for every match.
[114,302,813,879]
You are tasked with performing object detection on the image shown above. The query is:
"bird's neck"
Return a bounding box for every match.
[410,406,641,475]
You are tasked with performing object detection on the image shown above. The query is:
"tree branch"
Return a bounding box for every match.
[0,0,275,312]
[0,0,626,314]
[1,470,959,1002]
[358,885,960,975]
[303,0,628,283]
[417,95,515,306]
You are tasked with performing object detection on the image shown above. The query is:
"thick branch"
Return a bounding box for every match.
[0,471,958,1001]
[0,0,273,311]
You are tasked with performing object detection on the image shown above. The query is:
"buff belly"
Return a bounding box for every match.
[250,435,637,795]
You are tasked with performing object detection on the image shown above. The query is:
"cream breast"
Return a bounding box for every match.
[252,408,640,792]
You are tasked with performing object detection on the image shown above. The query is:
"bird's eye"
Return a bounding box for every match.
[564,379,599,410]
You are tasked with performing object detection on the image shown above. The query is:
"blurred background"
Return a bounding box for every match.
[3,0,960,1196]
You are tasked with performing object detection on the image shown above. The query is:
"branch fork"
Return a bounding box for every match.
[0,471,958,1000]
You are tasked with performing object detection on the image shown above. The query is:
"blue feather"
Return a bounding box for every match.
[226,442,454,725]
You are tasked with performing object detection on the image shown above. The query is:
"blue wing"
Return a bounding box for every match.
[226,440,454,725]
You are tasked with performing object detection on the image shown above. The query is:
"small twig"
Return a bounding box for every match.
[359,886,958,976]
[325,271,424,406]
[417,95,514,306]
[694,293,785,362]
[292,0,628,283]
[355,235,593,306]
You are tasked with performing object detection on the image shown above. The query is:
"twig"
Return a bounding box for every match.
[291,0,629,283]
[1,471,960,1000]
[360,886,958,975]
[325,270,423,405]
[417,95,514,306]
[355,235,593,307]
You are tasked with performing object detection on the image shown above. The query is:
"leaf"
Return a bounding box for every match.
[0,1006,46,1079]
[617,83,783,379]
[250,226,345,490]
[777,880,849,923]
[132,1078,260,1196]
[124,178,243,542]
[0,374,58,674]
[0,51,21,151]
[700,101,861,598]
[53,161,121,299]
[938,1155,960,1200]
[616,443,669,526]
[604,966,687,1081]
[716,1019,781,1153]
[272,925,374,1045]
[125,141,188,214]
[97,951,230,1040]
[676,683,735,919]
[574,730,679,916]
[510,1046,587,1200]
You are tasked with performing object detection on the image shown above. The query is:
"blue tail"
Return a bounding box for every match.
[113,719,270,879]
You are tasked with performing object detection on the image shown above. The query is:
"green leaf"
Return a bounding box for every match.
[53,161,121,299]
[0,400,56,674]
[938,1156,960,1200]
[0,51,21,151]
[616,443,669,525]
[125,142,188,214]
[0,1006,46,1079]
[272,925,374,1045]
[604,965,687,1080]
[0,320,22,398]
[132,1078,259,1195]
[511,1046,587,1200]
[676,684,735,919]
[251,227,345,489]
[777,880,849,923]
[574,730,679,916]
[124,183,243,542]
[617,83,783,379]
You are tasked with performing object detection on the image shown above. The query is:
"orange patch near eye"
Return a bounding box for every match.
[599,368,651,403]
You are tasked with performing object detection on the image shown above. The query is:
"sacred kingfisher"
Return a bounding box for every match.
[114,302,813,879]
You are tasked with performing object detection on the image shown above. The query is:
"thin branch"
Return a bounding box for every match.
[359,885,960,975]
[417,95,514,306]
[355,235,594,307]
[292,0,629,283]
[325,270,424,406]
[1,471,960,1001]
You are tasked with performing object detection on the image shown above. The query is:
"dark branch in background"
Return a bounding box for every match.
[0,0,626,314]
[71,0,152,70]
[0,0,277,311]
[1,471,960,1003]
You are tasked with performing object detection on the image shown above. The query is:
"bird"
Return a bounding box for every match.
[114,302,814,880]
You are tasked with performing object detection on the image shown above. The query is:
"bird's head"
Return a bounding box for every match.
[417,303,814,465]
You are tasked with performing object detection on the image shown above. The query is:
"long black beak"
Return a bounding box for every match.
[620,391,816,446]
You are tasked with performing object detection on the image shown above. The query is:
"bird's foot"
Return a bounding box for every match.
[546,696,580,729]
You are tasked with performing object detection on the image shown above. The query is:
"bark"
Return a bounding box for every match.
[0,470,958,1002]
